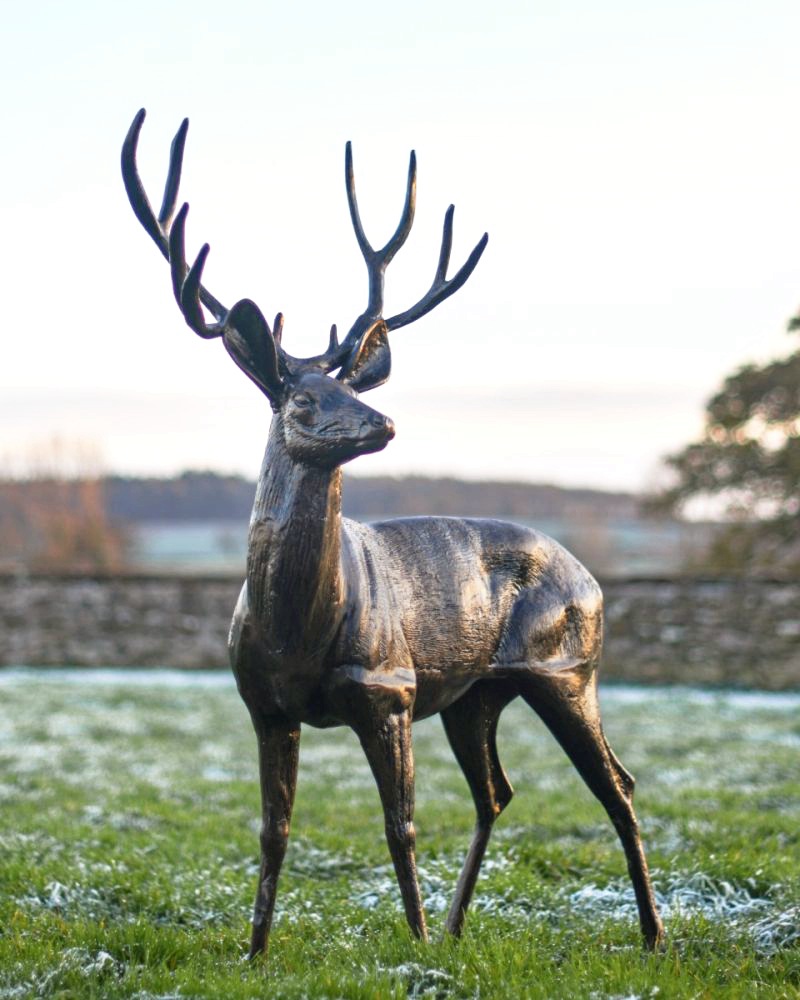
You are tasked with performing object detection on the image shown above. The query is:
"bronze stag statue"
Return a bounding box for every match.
[122,109,664,959]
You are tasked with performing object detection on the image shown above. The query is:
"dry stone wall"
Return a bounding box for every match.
[602,578,800,689]
[1,574,798,689]
[0,574,238,671]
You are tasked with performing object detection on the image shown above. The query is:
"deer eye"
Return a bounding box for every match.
[291,393,313,408]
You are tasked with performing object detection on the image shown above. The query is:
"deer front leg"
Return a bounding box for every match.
[356,709,429,941]
[247,713,300,961]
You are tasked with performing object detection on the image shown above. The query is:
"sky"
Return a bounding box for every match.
[3,0,800,491]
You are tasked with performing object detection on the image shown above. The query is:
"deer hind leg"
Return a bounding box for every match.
[518,669,664,950]
[355,708,428,941]
[247,713,300,960]
[441,680,517,937]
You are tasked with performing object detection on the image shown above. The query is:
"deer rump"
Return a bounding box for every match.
[231,515,603,728]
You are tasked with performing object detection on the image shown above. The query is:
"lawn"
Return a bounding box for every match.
[0,669,798,998]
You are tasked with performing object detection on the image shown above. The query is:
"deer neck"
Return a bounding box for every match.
[247,415,345,660]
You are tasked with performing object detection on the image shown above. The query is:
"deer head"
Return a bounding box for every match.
[121,110,488,469]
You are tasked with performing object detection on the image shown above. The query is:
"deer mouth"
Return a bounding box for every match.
[355,416,395,453]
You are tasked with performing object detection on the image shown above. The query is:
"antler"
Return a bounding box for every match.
[122,109,288,401]
[122,109,347,384]
[121,109,230,339]
[337,141,488,384]
[122,113,487,395]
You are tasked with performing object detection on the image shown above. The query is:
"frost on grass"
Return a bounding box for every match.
[566,871,771,923]
[2,672,798,806]
[0,668,385,806]
[346,856,796,959]
[387,962,454,999]
[349,859,462,916]
[18,863,251,930]
[749,905,800,954]
[1,948,121,998]
[0,672,254,802]
[20,879,129,922]
[127,993,186,1000]
[533,870,795,956]
[589,991,661,1000]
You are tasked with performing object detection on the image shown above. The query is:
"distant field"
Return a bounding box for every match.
[129,515,704,577]
[1,671,798,999]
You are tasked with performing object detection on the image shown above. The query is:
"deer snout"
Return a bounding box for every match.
[364,412,395,438]
[357,411,395,453]
[373,411,395,432]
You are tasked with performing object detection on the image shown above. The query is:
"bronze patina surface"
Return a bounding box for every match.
[121,110,664,959]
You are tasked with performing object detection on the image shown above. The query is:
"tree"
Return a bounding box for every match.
[652,319,800,573]
[0,437,129,572]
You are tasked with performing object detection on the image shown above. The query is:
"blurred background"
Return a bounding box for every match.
[2,0,799,578]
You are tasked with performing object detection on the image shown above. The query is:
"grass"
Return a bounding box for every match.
[0,669,799,998]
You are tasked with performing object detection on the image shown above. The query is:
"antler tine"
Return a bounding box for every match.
[158,116,188,230]
[180,243,230,339]
[378,149,416,266]
[121,109,167,253]
[385,207,488,332]
[168,203,190,306]
[167,204,226,339]
[345,141,417,317]
[121,109,227,325]
[328,323,339,354]
[344,141,372,261]
[434,203,456,284]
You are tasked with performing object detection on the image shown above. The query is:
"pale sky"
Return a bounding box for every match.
[3,0,800,490]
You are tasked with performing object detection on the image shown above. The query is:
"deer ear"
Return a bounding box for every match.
[223,299,284,405]
[338,320,391,392]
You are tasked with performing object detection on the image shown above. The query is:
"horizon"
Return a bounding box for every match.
[0,463,642,496]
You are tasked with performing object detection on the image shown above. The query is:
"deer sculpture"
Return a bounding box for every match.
[122,109,664,959]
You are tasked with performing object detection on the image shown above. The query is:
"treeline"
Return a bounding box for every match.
[0,470,643,571]
[105,472,253,521]
[103,471,639,522]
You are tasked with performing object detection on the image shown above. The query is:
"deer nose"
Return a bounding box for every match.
[369,413,395,438]
[363,412,395,440]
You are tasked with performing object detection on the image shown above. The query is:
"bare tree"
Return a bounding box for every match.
[0,437,129,572]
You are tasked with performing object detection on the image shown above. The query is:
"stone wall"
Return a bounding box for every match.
[602,578,800,689]
[1,574,798,689]
[0,575,239,671]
